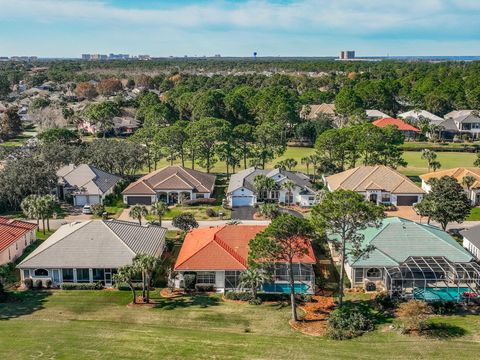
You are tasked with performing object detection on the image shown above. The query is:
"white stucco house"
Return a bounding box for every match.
[122,166,216,205]
[421,167,480,205]
[324,165,424,206]
[226,167,317,208]
[57,164,122,207]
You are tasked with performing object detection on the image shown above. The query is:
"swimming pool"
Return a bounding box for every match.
[413,287,470,301]
[262,283,310,294]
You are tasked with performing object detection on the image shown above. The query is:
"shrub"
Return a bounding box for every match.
[183,273,196,290]
[90,203,106,217]
[23,278,33,289]
[205,208,216,217]
[44,279,53,289]
[183,198,216,206]
[0,283,6,302]
[430,301,458,315]
[396,300,432,333]
[248,297,262,305]
[116,282,144,291]
[374,291,398,311]
[327,304,375,340]
[195,284,215,292]
[34,279,43,289]
[60,282,104,290]
[224,291,254,301]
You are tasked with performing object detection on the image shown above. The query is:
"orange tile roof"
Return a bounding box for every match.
[0,217,36,253]
[372,118,420,132]
[174,225,316,271]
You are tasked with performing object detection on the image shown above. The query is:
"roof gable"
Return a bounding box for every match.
[372,118,420,132]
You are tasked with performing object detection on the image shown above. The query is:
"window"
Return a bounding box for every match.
[25,236,27,246]
[196,193,205,199]
[92,269,105,282]
[354,268,363,283]
[381,194,391,203]
[196,272,216,284]
[366,268,381,278]
[34,269,49,277]
[76,269,90,283]
[52,269,60,283]
[271,190,280,200]
[225,271,242,289]
[23,269,30,279]
[62,269,74,282]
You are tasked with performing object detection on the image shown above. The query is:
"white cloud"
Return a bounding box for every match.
[0,0,478,34]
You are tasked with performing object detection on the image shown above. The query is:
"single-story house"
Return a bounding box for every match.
[122,166,216,205]
[372,117,420,139]
[173,225,316,294]
[300,103,335,120]
[78,116,140,135]
[420,168,480,205]
[330,217,480,299]
[17,220,166,287]
[0,217,37,265]
[324,165,424,206]
[57,164,122,206]
[226,167,317,208]
[398,110,443,125]
[461,225,480,260]
[366,109,390,120]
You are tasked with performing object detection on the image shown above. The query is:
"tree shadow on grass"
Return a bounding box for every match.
[154,294,220,310]
[423,322,467,339]
[341,299,394,326]
[0,290,51,320]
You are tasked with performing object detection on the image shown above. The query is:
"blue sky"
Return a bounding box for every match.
[0,0,479,57]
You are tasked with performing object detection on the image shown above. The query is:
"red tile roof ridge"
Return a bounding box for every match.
[212,233,247,267]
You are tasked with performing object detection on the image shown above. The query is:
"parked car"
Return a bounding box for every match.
[82,205,92,214]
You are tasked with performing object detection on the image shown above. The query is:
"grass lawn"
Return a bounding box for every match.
[1,290,479,359]
[467,207,480,221]
[138,147,478,178]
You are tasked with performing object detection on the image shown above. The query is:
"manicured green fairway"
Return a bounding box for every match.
[1,290,479,359]
[144,147,477,178]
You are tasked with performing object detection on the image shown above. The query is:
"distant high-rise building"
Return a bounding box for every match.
[109,53,130,60]
[339,50,355,60]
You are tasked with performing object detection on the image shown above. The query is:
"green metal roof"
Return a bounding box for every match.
[329,217,473,267]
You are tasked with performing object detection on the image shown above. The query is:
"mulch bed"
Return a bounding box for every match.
[126,296,157,308]
[159,288,184,298]
[290,293,335,336]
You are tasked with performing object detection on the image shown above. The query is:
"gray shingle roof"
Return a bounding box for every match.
[461,225,480,250]
[57,164,122,196]
[227,167,315,194]
[17,220,166,269]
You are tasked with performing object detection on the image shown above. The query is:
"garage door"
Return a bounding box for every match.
[396,196,419,206]
[75,195,87,206]
[127,196,152,205]
[232,196,254,207]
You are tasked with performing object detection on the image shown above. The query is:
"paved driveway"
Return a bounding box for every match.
[231,207,256,220]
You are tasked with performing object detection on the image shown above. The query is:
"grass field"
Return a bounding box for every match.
[143,147,478,177]
[0,290,479,359]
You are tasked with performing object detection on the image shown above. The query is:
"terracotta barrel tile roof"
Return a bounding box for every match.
[372,118,420,132]
[174,225,316,271]
[0,217,36,253]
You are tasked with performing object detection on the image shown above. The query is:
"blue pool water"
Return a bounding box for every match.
[262,283,310,294]
[413,287,470,301]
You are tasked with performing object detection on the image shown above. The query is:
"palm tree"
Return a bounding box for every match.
[421,149,441,172]
[113,264,139,304]
[129,205,148,225]
[42,195,57,232]
[150,201,168,226]
[462,175,476,203]
[307,154,322,182]
[301,156,311,175]
[282,180,295,206]
[134,254,158,303]
[275,158,298,171]
[238,268,269,299]
[21,195,40,229]
[258,203,280,219]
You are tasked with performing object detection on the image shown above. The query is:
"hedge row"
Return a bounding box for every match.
[60,282,104,290]
[182,198,216,206]
[224,291,312,302]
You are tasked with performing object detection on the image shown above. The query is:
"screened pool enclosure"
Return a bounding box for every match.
[384,256,480,301]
